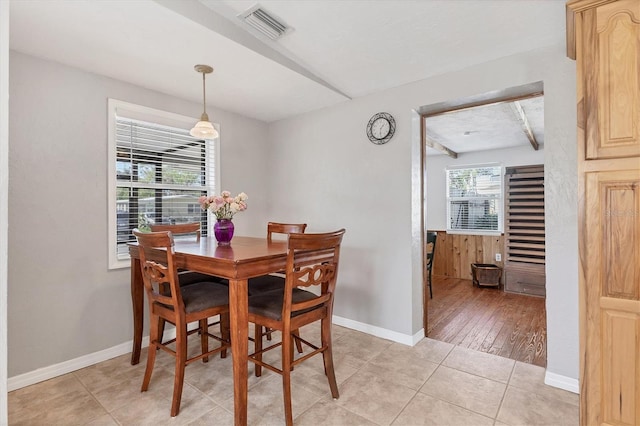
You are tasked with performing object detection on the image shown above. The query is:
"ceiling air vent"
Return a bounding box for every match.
[239,5,292,40]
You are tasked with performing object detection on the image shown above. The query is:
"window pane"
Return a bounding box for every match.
[116,160,132,179]
[448,166,501,198]
[116,188,207,255]
[139,189,206,225]
[449,199,499,231]
[162,163,203,186]
[113,115,215,263]
[447,164,502,234]
[138,163,156,183]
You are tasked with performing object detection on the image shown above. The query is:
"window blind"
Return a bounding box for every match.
[446,165,503,233]
[114,117,215,259]
[504,165,545,264]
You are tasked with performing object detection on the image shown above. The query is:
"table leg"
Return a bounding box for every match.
[130,257,144,365]
[229,278,249,426]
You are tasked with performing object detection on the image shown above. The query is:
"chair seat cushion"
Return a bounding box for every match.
[178,271,228,287]
[247,274,285,296]
[180,282,229,313]
[248,288,318,321]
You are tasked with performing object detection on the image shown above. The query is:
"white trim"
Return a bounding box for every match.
[445,229,503,237]
[9,312,576,396]
[332,315,422,346]
[107,99,220,269]
[544,371,580,394]
[8,340,139,392]
[9,317,419,391]
[205,122,221,237]
[409,329,426,346]
[8,323,200,391]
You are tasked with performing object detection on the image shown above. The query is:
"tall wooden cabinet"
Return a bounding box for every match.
[567,1,640,424]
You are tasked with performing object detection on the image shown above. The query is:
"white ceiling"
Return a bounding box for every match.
[426,95,544,156]
[9,0,565,150]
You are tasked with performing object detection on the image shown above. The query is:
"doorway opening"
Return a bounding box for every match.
[420,82,547,367]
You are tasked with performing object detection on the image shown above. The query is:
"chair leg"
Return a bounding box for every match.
[428,267,433,299]
[220,312,230,359]
[157,318,166,343]
[289,333,295,372]
[200,319,209,363]
[292,329,303,354]
[321,318,339,399]
[171,323,188,417]
[254,324,263,377]
[281,328,294,426]
[141,313,159,392]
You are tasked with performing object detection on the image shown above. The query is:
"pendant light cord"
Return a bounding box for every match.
[202,72,207,115]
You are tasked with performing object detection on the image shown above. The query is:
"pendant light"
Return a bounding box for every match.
[190,64,219,140]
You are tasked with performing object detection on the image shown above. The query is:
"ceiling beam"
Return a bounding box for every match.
[154,0,351,101]
[425,137,458,158]
[511,101,539,151]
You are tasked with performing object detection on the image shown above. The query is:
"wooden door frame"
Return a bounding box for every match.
[419,82,544,336]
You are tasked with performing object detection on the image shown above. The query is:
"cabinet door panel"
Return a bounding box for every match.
[584,169,640,425]
[601,306,639,426]
[586,0,640,159]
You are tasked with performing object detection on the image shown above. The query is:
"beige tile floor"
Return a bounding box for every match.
[9,323,579,425]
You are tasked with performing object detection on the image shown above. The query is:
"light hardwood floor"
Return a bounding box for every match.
[427,276,547,367]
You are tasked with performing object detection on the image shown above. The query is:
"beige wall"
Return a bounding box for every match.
[1,0,10,421]
[268,44,578,382]
[7,51,271,377]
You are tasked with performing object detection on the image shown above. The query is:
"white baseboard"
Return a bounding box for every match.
[332,315,423,346]
[13,317,574,395]
[8,338,145,392]
[410,329,426,345]
[544,371,580,394]
[8,323,197,392]
[9,317,421,391]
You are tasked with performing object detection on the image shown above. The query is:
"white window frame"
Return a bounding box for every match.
[446,163,503,236]
[107,99,220,269]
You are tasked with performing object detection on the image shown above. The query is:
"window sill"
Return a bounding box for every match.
[446,229,504,237]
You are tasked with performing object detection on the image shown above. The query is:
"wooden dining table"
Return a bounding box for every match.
[128,236,289,426]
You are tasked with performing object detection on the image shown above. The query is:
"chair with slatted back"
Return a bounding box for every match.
[133,229,230,417]
[150,223,226,286]
[247,222,308,295]
[426,231,437,299]
[248,222,307,351]
[150,223,229,340]
[248,229,346,426]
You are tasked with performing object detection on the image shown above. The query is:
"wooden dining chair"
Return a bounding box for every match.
[150,223,225,286]
[133,229,230,417]
[247,222,308,295]
[150,223,229,340]
[248,229,346,426]
[248,222,307,351]
[426,231,437,299]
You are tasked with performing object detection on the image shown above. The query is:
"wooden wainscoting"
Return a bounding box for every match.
[430,231,505,281]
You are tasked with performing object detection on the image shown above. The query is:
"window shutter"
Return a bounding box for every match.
[503,164,546,297]
[504,165,545,264]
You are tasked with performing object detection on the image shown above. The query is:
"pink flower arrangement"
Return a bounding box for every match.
[198,191,248,220]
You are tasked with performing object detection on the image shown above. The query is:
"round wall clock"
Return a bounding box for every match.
[366,112,396,145]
